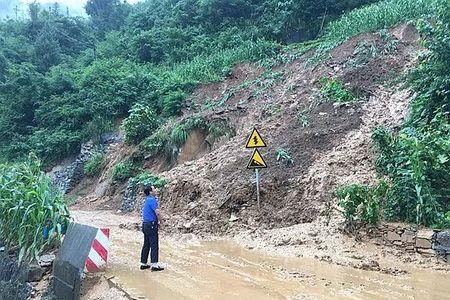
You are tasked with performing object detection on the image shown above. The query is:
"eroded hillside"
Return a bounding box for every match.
[72,24,420,235]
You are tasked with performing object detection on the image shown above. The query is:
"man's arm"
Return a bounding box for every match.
[155,208,163,226]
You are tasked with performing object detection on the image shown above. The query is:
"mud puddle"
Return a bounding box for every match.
[73,211,450,300]
[106,238,450,300]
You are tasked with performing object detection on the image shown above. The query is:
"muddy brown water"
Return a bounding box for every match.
[74,211,450,300]
[107,238,450,300]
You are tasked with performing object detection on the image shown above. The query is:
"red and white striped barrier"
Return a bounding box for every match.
[85,228,110,273]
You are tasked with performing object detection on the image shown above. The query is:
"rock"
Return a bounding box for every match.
[434,231,450,255]
[51,141,101,194]
[27,264,45,282]
[401,230,415,243]
[417,248,435,256]
[387,231,401,242]
[38,254,56,268]
[121,179,137,212]
[417,229,435,240]
[229,215,239,222]
[416,238,432,249]
[360,259,380,271]
[94,181,109,198]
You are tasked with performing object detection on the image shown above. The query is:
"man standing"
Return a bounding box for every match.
[140,185,164,271]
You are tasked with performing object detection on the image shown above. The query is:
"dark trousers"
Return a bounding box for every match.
[140,221,159,264]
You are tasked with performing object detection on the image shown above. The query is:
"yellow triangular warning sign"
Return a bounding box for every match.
[246,128,267,148]
[247,149,267,169]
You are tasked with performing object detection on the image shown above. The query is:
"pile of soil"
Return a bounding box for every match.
[74,24,421,237]
[153,23,420,235]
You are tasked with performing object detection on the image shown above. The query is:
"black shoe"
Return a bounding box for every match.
[140,265,151,270]
[151,266,164,272]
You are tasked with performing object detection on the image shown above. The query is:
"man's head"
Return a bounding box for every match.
[144,185,158,197]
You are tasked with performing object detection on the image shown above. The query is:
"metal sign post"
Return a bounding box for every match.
[246,128,267,210]
[255,169,261,209]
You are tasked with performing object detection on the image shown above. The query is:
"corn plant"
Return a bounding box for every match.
[0,154,70,263]
[336,182,388,226]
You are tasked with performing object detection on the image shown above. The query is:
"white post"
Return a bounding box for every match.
[255,169,261,209]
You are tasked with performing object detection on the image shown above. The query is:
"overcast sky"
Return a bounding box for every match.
[1,0,141,19]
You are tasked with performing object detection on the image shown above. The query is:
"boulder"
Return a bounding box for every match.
[416,238,432,249]
[416,229,435,249]
[387,231,401,242]
[401,230,416,243]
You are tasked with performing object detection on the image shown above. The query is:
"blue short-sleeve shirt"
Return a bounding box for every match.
[143,195,159,222]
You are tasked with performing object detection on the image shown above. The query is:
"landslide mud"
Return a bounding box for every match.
[75,210,450,300]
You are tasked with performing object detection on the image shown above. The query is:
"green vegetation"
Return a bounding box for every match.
[336,182,387,226]
[123,104,160,144]
[0,155,69,262]
[112,161,135,182]
[320,77,358,103]
[0,0,379,165]
[130,172,167,189]
[316,0,438,54]
[339,0,450,228]
[84,152,105,176]
[275,148,293,166]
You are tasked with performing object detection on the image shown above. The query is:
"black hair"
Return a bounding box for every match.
[144,186,154,196]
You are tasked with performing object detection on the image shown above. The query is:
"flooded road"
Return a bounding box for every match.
[74,210,450,300]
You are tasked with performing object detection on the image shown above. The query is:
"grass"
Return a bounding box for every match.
[306,0,443,65]
[320,77,358,102]
[321,0,437,49]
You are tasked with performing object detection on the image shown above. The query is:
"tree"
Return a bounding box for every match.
[85,0,130,34]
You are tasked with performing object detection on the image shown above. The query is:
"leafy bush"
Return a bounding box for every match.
[320,77,358,102]
[170,117,208,147]
[84,152,105,176]
[0,154,70,262]
[370,0,450,227]
[208,120,236,140]
[373,112,450,226]
[336,182,388,226]
[162,90,187,117]
[123,103,160,144]
[130,172,167,189]
[112,162,134,182]
[141,126,171,155]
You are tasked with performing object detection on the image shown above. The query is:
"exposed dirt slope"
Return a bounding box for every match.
[74,24,420,237]
[154,24,420,234]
